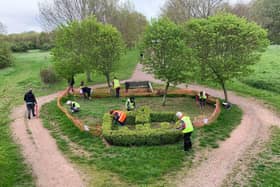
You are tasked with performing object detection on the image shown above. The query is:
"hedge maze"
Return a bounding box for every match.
[102,106,182,146]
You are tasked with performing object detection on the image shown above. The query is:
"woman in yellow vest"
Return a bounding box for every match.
[112,77,121,98]
[176,112,194,151]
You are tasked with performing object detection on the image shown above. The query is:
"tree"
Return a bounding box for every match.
[53,16,124,87]
[251,0,280,44]
[161,0,224,23]
[52,21,85,80]
[95,24,124,88]
[141,18,194,106]
[185,13,269,102]
[0,22,13,69]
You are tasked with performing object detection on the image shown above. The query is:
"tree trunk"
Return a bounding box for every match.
[221,81,228,103]
[85,70,92,82]
[162,82,170,106]
[105,73,111,88]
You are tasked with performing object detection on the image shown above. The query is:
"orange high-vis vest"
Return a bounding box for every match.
[113,110,127,123]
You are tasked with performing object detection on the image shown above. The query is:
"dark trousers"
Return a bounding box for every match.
[26,104,35,119]
[184,132,192,151]
[116,87,120,97]
[199,98,206,108]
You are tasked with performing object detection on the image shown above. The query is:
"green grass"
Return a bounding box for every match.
[0,49,139,186]
[247,127,280,186]
[40,100,242,185]
[67,96,214,126]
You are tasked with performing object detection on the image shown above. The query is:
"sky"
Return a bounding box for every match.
[0,0,251,34]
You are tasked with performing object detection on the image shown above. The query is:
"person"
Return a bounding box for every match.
[112,77,120,98]
[80,81,92,99]
[24,88,37,120]
[66,100,80,113]
[198,91,207,109]
[110,110,127,126]
[125,97,136,111]
[67,75,75,94]
[176,112,194,151]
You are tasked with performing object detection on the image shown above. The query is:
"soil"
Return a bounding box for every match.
[10,64,280,187]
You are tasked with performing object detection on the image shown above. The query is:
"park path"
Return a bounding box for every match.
[10,63,280,187]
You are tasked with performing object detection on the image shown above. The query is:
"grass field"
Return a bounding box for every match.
[0,49,139,186]
[66,96,214,126]
[40,100,242,186]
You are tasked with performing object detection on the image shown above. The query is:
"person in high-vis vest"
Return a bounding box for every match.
[125,97,136,111]
[176,112,194,151]
[112,77,121,98]
[110,110,127,126]
[67,100,80,113]
[198,91,207,109]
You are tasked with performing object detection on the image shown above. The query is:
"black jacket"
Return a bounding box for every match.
[24,91,37,104]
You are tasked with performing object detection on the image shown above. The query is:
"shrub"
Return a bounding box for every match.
[40,43,53,51]
[160,122,172,129]
[150,112,176,122]
[40,67,60,84]
[135,106,151,124]
[11,42,29,52]
[125,111,136,125]
[0,42,13,69]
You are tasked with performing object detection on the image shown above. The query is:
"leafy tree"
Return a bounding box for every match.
[0,41,13,69]
[185,13,269,102]
[53,16,124,87]
[95,24,124,88]
[52,21,85,80]
[141,18,194,106]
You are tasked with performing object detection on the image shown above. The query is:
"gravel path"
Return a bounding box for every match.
[10,64,280,187]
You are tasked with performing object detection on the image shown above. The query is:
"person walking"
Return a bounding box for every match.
[198,91,207,109]
[176,112,194,151]
[24,88,37,120]
[112,77,120,98]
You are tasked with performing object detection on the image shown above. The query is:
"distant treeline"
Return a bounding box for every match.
[3,31,54,52]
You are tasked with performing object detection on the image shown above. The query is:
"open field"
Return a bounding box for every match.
[41,100,242,185]
[0,49,139,186]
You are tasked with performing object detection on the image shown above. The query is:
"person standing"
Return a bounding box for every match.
[24,88,37,120]
[67,75,75,94]
[112,77,121,98]
[176,112,194,151]
[198,91,207,109]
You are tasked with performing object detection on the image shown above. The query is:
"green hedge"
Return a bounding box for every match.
[135,106,151,124]
[150,112,176,122]
[102,113,182,146]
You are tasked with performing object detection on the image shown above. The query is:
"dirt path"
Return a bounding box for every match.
[10,63,280,187]
[131,64,280,187]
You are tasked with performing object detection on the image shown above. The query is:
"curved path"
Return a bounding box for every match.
[10,64,280,187]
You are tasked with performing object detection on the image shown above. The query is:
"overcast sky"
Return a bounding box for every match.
[0,0,251,34]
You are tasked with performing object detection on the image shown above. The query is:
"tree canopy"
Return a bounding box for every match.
[141,18,194,105]
[185,13,269,102]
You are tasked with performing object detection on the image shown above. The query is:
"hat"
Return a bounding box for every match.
[176,112,183,119]
[66,100,72,105]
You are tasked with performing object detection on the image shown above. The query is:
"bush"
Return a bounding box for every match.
[40,43,53,51]
[150,112,176,122]
[135,106,151,124]
[0,42,13,69]
[11,42,29,52]
[40,67,60,84]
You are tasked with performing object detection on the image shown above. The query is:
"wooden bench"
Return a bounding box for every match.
[125,81,153,93]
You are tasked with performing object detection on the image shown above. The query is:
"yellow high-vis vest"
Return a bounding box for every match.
[113,79,120,89]
[181,116,194,133]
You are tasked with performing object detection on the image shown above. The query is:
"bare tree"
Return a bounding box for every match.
[161,0,224,23]
[0,22,7,34]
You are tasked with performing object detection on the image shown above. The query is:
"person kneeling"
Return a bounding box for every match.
[110,110,127,126]
[67,100,80,113]
[125,97,136,111]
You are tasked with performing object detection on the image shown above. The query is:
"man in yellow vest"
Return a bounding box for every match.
[112,77,121,98]
[125,97,136,111]
[176,112,194,151]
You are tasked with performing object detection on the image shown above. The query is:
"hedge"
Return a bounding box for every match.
[102,113,182,146]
